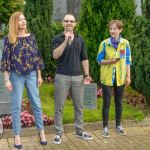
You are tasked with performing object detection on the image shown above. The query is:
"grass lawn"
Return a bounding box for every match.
[24,82,144,123]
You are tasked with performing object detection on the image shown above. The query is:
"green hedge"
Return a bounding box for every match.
[24,0,53,77]
[129,1,150,104]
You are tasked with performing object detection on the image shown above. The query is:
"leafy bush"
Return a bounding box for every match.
[1,99,54,129]
[129,1,150,104]
[142,0,150,19]
[24,0,53,77]
[129,16,150,104]
[48,22,64,76]
[123,86,145,106]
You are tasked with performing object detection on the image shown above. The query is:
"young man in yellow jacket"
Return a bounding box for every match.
[97,20,131,138]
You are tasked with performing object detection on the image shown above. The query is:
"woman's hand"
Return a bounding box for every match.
[5,80,13,92]
[38,77,43,87]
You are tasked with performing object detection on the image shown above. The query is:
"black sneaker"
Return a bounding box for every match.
[116,126,126,135]
[53,135,61,144]
[102,127,109,138]
[76,131,93,140]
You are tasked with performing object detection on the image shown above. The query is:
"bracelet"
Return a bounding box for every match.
[4,79,9,82]
[84,74,89,78]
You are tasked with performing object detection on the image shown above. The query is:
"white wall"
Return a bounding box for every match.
[53,0,67,21]
[135,0,142,16]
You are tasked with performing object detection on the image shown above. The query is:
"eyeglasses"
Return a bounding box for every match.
[64,20,75,23]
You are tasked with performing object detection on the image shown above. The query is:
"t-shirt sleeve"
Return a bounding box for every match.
[80,37,88,61]
[126,41,132,65]
[97,41,106,63]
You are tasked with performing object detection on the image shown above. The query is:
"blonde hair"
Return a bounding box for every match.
[108,20,123,30]
[8,11,28,44]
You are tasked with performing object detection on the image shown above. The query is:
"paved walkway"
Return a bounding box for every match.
[0,126,150,150]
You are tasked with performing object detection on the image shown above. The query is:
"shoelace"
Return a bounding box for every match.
[117,126,123,131]
[104,127,108,133]
[55,135,60,139]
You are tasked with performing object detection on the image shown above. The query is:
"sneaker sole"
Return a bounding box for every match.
[76,135,93,140]
[53,140,61,144]
[116,130,126,136]
[102,134,109,138]
[53,138,61,145]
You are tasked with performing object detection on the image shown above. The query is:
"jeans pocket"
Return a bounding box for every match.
[29,71,37,77]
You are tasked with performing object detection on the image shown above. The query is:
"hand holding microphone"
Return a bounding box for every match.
[68,36,72,45]
[65,31,74,45]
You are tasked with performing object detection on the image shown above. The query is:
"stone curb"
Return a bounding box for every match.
[2,117,150,138]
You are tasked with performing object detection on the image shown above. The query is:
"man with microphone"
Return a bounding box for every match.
[52,14,93,144]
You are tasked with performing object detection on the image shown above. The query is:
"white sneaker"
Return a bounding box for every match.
[53,135,61,144]
[102,127,109,138]
[116,126,126,136]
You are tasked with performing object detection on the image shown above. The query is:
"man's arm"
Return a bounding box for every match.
[53,32,74,59]
[82,60,93,84]
[126,65,131,85]
[53,39,68,59]
[82,60,89,76]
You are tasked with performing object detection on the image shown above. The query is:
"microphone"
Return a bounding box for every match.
[68,36,72,45]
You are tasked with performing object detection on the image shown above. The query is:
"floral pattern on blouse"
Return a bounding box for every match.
[1,34,44,75]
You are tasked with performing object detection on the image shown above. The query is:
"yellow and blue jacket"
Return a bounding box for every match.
[97,37,131,86]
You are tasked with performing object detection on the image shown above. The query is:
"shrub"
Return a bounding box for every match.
[1,99,54,129]
[24,0,53,77]
[129,0,150,104]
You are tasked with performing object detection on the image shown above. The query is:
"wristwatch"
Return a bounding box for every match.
[84,74,89,78]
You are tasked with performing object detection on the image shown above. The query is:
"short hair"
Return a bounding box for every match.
[63,14,76,21]
[108,20,123,30]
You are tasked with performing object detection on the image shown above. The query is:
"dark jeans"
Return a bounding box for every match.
[102,82,124,128]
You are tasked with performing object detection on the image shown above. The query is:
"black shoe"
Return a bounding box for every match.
[14,136,22,149]
[14,144,22,149]
[76,131,93,140]
[38,132,47,145]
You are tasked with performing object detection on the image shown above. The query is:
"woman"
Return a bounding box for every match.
[97,20,131,138]
[1,12,47,149]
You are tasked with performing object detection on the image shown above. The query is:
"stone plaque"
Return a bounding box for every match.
[83,83,97,109]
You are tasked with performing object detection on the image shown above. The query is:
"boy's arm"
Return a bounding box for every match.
[125,41,132,85]
[97,41,119,65]
[126,65,131,85]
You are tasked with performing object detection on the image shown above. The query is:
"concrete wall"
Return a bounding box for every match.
[0,39,11,116]
[52,0,143,21]
[53,0,81,21]
[135,0,142,16]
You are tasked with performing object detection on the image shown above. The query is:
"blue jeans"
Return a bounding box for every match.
[10,71,44,135]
